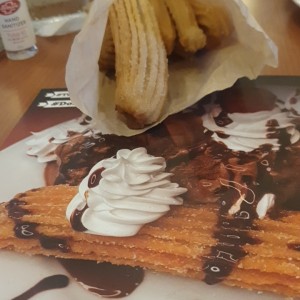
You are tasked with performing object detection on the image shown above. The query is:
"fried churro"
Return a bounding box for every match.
[0,185,300,297]
[189,0,233,49]
[164,0,206,53]
[149,0,176,55]
[98,20,115,72]
[109,0,168,129]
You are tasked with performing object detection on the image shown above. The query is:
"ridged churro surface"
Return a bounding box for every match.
[109,0,168,129]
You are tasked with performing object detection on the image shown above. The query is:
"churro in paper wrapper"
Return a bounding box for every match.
[65,0,278,136]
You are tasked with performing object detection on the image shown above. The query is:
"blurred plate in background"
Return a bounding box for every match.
[27,0,92,37]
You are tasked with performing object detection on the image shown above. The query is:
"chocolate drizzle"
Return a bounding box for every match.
[80,115,92,125]
[214,111,233,127]
[88,167,104,188]
[202,98,300,284]
[14,222,38,239]
[288,243,300,251]
[202,134,289,284]
[70,204,88,232]
[203,181,260,284]
[39,236,70,253]
[6,198,70,253]
[6,199,29,219]
[54,134,143,186]
[11,275,69,300]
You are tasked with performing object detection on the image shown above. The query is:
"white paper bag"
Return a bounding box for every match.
[66,0,278,136]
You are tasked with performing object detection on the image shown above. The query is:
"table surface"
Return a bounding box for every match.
[1,0,300,147]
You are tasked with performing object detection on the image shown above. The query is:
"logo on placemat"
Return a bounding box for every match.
[44,91,70,99]
[0,0,20,16]
[36,89,75,108]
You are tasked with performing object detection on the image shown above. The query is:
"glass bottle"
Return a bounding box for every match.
[0,0,38,60]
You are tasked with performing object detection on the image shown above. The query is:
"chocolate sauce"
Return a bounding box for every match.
[14,222,38,239]
[6,199,70,253]
[12,275,69,300]
[54,134,142,186]
[39,235,70,253]
[6,199,29,219]
[53,112,208,187]
[203,182,260,284]
[59,260,144,298]
[203,245,247,284]
[70,204,88,231]
[80,115,92,125]
[282,196,300,211]
[214,111,233,127]
[88,167,104,188]
[215,131,230,139]
[288,243,300,251]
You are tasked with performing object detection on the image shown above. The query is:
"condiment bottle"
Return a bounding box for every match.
[0,0,38,60]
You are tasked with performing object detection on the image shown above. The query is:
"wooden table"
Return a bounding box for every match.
[242,0,300,75]
[0,33,76,147]
[1,0,300,147]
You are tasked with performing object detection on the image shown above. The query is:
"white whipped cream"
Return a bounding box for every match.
[66,148,187,237]
[202,102,300,152]
[26,115,98,163]
[256,193,275,219]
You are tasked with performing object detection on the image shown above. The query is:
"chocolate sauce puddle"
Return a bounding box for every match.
[59,259,144,298]
[11,275,69,300]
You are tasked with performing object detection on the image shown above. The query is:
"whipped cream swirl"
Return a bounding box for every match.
[66,148,186,237]
[202,102,300,152]
[26,115,99,162]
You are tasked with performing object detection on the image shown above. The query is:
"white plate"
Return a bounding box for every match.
[0,126,286,300]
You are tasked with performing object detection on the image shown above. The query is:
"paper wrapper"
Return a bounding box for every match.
[65,0,278,136]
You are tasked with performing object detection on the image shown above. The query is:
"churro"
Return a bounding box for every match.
[109,0,168,129]
[98,20,115,72]
[164,0,206,53]
[149,0,176,55]
[189,0,232,49]
[0,185,300,297]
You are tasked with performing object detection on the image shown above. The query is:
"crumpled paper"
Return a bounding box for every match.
[65,0,278,136]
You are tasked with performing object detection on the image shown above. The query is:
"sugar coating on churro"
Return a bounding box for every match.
[109,0,168,129]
